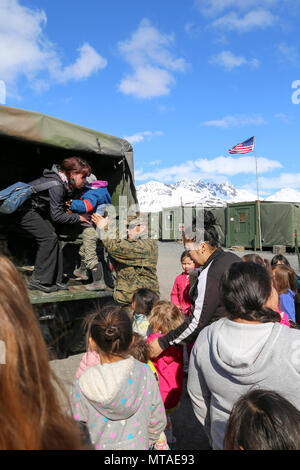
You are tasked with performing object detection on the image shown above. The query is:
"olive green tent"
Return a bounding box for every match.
[0,105,138,209]
[260,201,300,248]
[226,201,300,249]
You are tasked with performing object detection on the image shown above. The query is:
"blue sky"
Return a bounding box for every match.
[1,0,300,196]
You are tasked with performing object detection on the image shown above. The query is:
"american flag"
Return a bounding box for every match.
[229,136,254,154]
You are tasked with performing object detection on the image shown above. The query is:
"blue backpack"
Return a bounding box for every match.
[0,180,60,215]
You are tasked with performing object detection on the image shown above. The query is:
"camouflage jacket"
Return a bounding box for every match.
[101,231,159,307]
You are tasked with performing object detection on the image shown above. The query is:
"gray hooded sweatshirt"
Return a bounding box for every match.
[69,356,167,450]
[187,318,300,450]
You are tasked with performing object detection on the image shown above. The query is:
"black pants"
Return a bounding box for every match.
[16,208,63,285]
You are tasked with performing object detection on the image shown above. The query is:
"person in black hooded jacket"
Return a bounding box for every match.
[149,210,241,358]
[14,157,91,293]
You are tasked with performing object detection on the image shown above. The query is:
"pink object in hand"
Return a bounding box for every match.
[89,180,108,188]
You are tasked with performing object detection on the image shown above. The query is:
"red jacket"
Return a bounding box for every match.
[171,272,193,315]
[147,332,183,410]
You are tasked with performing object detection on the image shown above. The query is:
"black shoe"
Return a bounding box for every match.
[28,278,59,293]
[56,282,69,291]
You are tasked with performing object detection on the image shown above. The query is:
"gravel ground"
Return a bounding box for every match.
[50,242,300,450]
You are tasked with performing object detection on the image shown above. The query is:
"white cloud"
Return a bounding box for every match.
[275,113,289,123]
[135,155,282,182]
[138,159,163,166]
[194,156,282,175]
[52,43,107,83]
[0,80,6,104]
[209,50,260,70]
[0,0,49,83]
[211,9,277,32]
[260,173,300,190]
[194,1,278,33]
[119,65,174,99]
[195,0,278,17]
[124,130,164,145]
[118,18,188,99]
[0,0,107,93]
[203,114,266,128]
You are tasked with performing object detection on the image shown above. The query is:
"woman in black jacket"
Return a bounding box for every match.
[15,157,91,293]
[149,210,241,357]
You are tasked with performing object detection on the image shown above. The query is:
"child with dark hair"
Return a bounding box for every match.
[242,253,290,327]
[132,288,160,337]
[271,254,290,267]
[171,250,196,371]
[74,290,159,379]
[224,389,300,450]
[69,303,166,450]
[129,332,150,364]
[171,250,195,318]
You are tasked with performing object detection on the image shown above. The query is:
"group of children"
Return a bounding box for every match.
[68,247,300,451]
[242,253,300,326]
[69,250,197,450]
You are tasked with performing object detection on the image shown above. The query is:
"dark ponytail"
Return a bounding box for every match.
[183,209,219,247]
[220,262,281,324]
[84,303,133,357]
[203,210,219,247]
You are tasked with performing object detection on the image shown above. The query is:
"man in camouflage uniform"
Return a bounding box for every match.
[91,213,159,312]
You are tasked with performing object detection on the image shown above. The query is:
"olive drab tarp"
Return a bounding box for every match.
[260,201,300,248]
[0,105,138,209]
[226,201,300,248]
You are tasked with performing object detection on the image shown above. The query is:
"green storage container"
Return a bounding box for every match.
[226,201,300,249]
[147,211,161,240]
[226,201,259,249]
[161,206,183,240]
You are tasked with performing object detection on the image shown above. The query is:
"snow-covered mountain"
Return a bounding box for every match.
[136,179,257,212]
[265,188,300,202]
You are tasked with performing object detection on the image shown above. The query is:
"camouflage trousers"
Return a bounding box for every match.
[79,226,100,270]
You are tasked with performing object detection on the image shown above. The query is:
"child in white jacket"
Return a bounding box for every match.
[69,303,166,450]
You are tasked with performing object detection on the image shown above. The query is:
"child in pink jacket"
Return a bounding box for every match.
[171,251,196,367]
[171,251,195,318]
[147,301,184,444]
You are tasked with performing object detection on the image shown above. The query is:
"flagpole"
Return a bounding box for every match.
[254,136,263,252]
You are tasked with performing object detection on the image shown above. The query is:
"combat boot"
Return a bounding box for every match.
[73,261,89,280]
[85,263,107,291]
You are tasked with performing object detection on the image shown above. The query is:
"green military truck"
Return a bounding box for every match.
[0,105,139,357]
